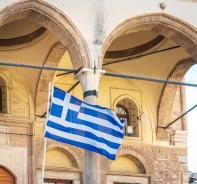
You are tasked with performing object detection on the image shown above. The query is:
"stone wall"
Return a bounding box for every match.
[0,121,33,184]
[101,144,188,184]
[32,137,188,184]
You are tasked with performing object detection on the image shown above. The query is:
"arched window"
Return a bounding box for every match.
[116,98,139,137]
[108,155,148,184]
[37,148,81,184]
[116,104,130,126]
[0,77,7,113]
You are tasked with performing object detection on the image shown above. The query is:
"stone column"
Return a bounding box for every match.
[180,85,188,130]
[75,68,105,184]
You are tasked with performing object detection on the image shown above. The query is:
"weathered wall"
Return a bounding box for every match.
[0,1,194,184]
[32,137,188,184]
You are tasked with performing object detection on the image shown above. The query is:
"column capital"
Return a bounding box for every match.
[74,68,105,94]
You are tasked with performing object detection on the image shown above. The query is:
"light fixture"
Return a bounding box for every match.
[137,115,142,120]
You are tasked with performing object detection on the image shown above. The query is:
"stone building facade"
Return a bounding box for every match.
[0,0,196,183]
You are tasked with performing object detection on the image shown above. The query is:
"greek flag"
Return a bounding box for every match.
[44,86,124,160]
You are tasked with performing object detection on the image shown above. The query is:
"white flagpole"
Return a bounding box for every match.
[41,82,52,184]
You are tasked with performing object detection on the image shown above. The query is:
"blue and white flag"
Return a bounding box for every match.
[44,86,124,160]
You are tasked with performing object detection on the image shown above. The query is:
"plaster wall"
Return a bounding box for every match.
[0,68,34,119]
[0,1,192,183]
[0,32,58,100]
[0,146,28,184]
[45,150,73,167]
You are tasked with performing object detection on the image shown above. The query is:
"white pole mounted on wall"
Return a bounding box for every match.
[41,82,52,184]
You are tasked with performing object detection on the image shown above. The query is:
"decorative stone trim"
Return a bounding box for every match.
[99,13,197,69]
[158,58,195,128]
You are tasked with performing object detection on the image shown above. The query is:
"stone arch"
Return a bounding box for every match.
[113,94,142,114]
[158,58,196,128]
[36,143,83,170]
[99,13,197,68]
[36,42,66,115]
[0,164,16,179]
[110,155,146,174]
[0,0,90,69]
[106,149,151,175]
[101,147,153,184]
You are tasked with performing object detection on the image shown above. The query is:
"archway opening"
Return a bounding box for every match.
[185,64,197,175]
[36,147,81,184]
[116,98,139,137]
[0,1,90,117]
[45,148,78,168]
[0,166,15,184]
[110,155,145,174]
[99,14,197,145]
[107,155,148,184]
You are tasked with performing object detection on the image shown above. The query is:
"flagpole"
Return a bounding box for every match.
[41,82,52,184]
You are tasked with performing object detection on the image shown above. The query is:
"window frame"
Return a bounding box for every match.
[44,178,72,184]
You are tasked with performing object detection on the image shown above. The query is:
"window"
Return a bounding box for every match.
[116,98,139,137]
[0,77,6,113]
[116,104,130,134]
[44,178,72,184]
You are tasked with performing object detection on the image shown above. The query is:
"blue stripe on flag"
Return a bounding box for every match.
[47,121,120,149]
[79,107,123,130]
[45,131,116,160]
[69,95,82,106]
[53,86,65,101]
[50,103,63,118]
[66,109,123,138]
[69,98,109,110]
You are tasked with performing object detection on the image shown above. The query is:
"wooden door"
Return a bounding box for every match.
[0,166,15,184]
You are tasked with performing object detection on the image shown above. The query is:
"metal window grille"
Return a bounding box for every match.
[44,178,72,184]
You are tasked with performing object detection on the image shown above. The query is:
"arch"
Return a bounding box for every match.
[115,97,140,137]
[0,0,90,69]
[36,143,83,170]
[113,94,142,114]
[45,149,76,168]
[99,13,197,68]
[158,58,196,128]
[110,156,145,174]
[0,165,15,183]
[103,148,154,183]
[116,150,151,174]
[116,104,130,122]
[36,42,66,115]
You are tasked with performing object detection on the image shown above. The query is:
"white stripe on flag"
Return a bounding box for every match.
[81,103,122,126]
[47,115,123,144]
[77,112,123,133]
[45,126,118,155]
